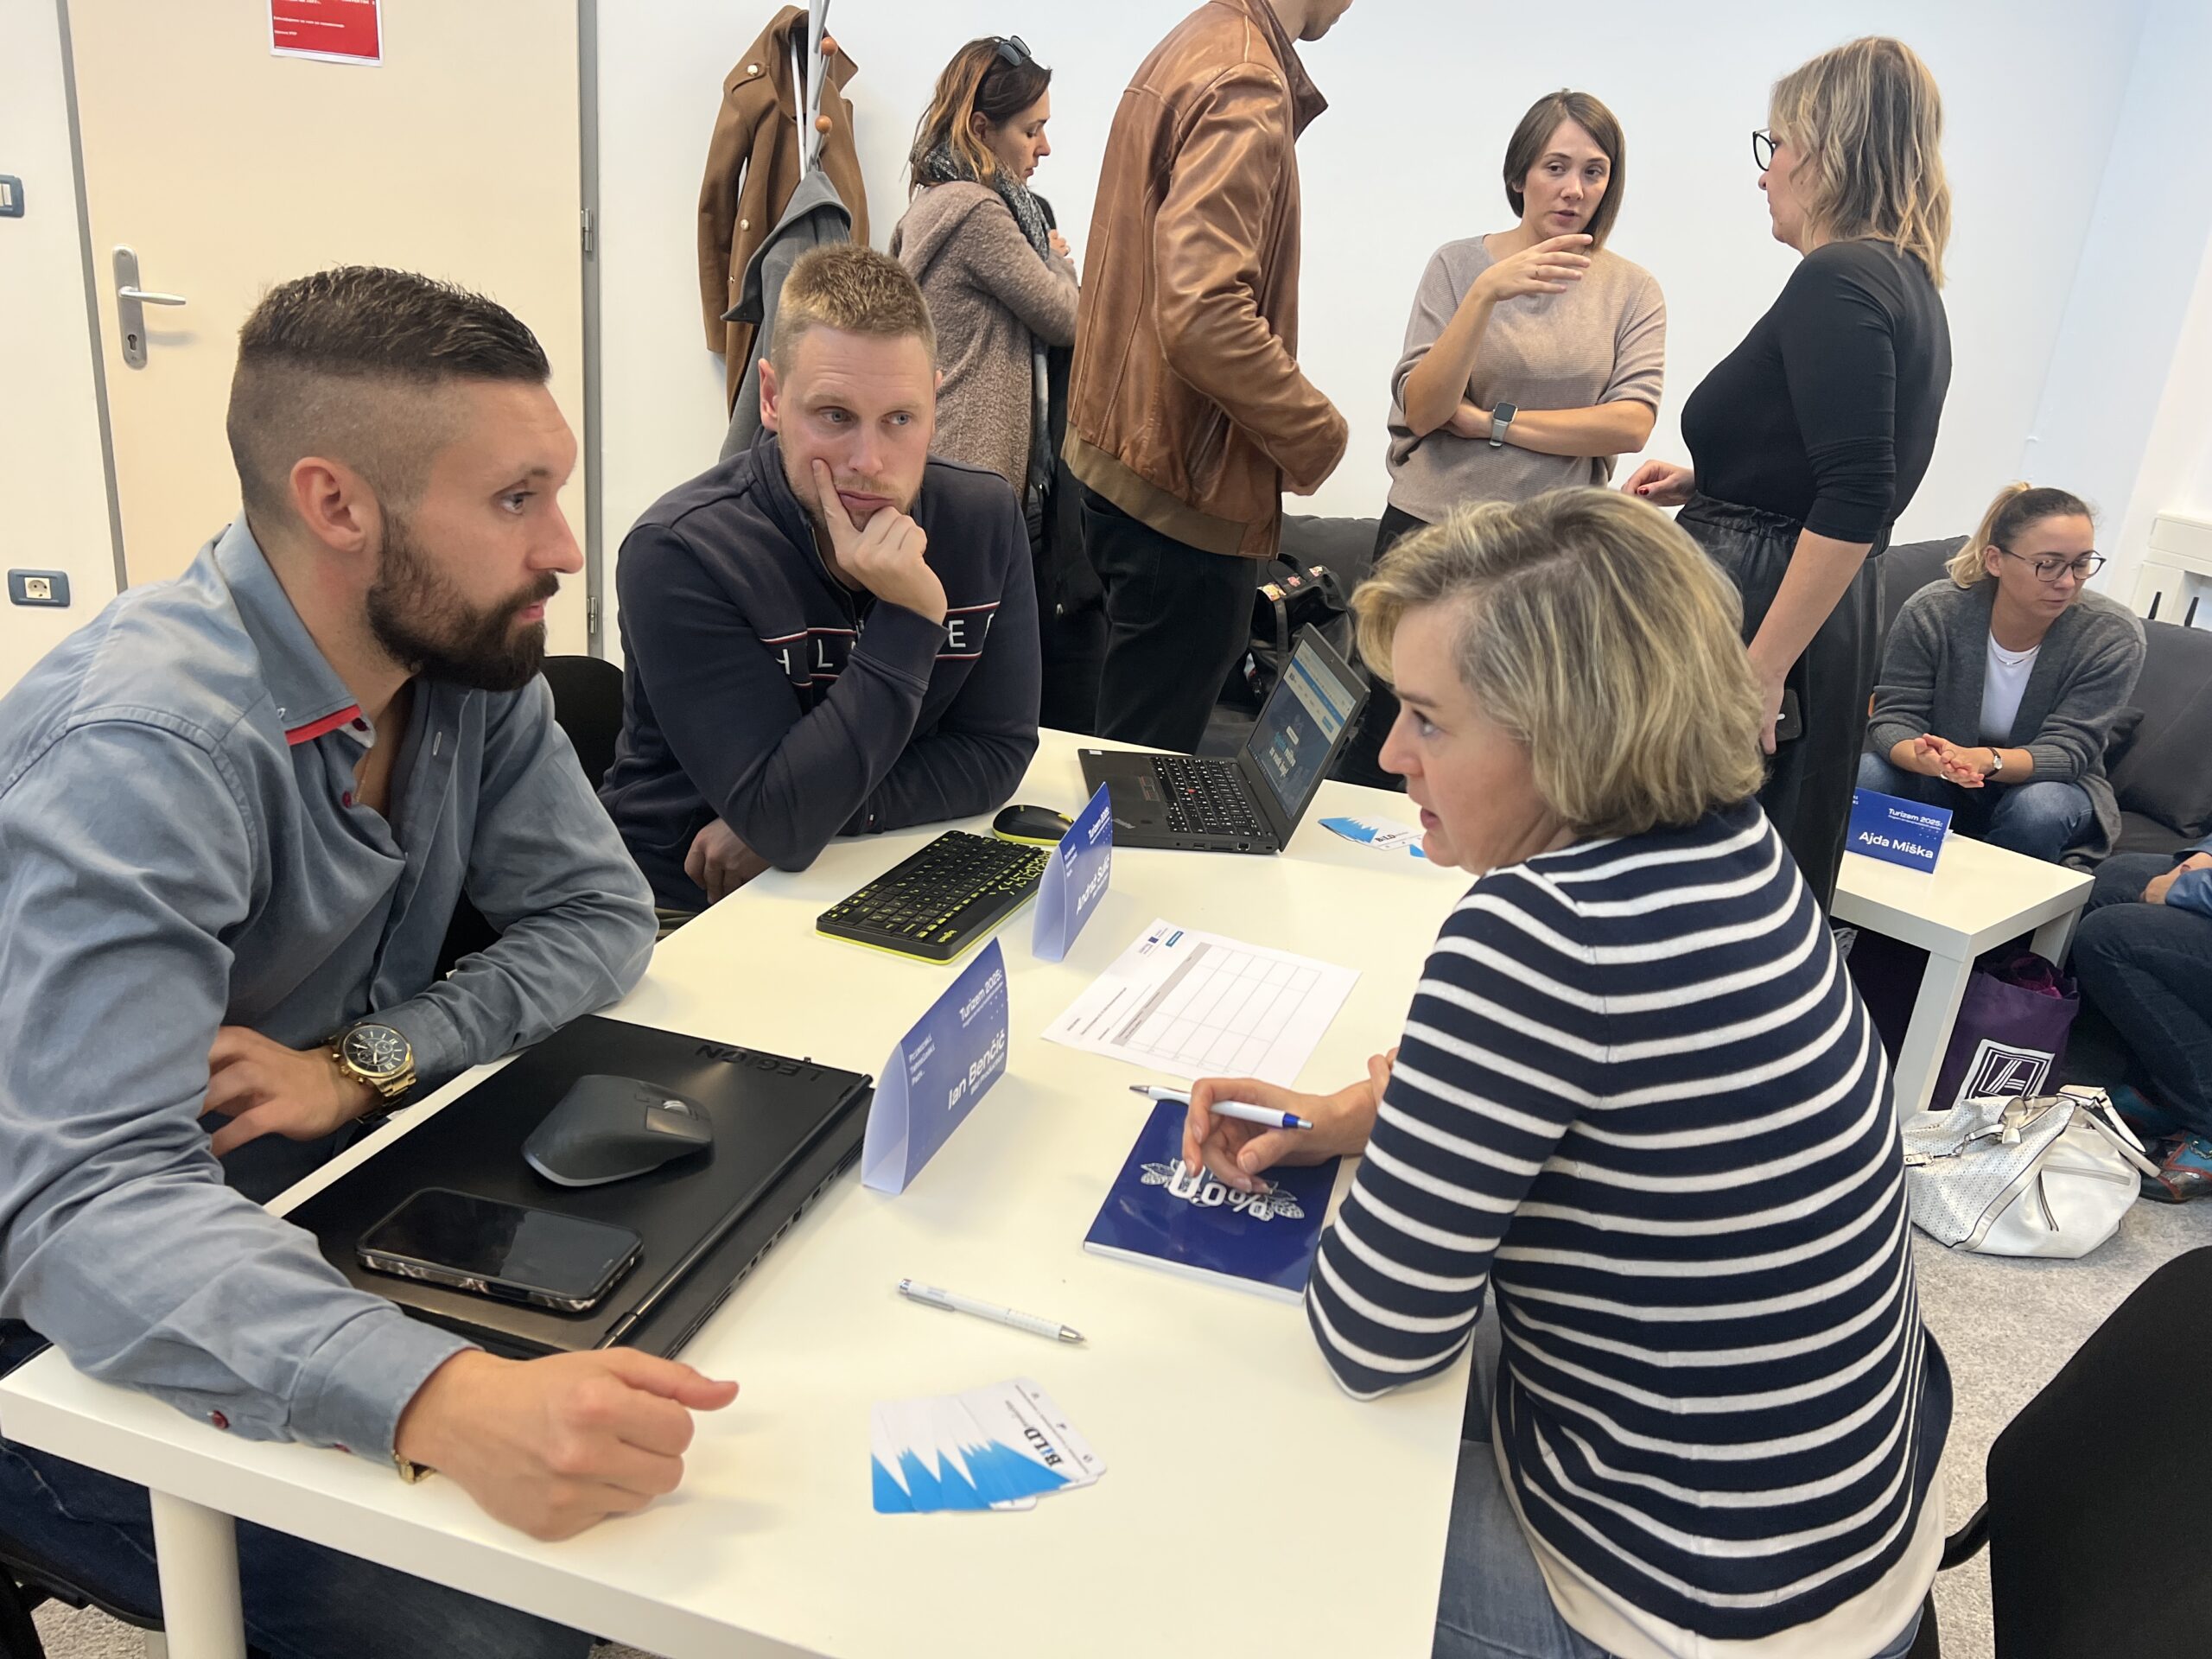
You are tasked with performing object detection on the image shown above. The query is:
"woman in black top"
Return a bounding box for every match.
[1627,36,1952,909]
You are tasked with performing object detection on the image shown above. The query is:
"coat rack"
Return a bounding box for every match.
[792,0,834,175]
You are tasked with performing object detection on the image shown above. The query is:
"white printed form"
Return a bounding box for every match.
[1042,918,1358,1085]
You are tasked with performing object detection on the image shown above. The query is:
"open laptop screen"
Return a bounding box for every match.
[1247,635,1364,823]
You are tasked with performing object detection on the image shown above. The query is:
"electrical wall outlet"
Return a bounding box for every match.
[9,570,71,607]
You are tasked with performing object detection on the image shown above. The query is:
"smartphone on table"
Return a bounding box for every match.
[358,1187,642,1314]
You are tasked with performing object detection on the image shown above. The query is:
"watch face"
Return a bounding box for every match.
[342,1024,410,1079]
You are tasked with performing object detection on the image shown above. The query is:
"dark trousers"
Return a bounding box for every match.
[1082,486,1260,754]
[2072,853,2212,1135]
[1037,590,1106,735]
[0,1325,591,1659]
[1332,504,1429,791]
[1680,494,1879,912]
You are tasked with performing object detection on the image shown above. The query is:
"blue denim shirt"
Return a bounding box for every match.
[0,520,656,1459]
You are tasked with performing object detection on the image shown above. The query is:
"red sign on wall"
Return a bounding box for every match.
[270,0,381,67]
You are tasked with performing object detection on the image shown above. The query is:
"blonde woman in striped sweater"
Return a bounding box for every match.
[1185,488,1948,1659]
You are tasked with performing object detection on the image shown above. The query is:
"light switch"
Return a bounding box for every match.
[0,176,22,218]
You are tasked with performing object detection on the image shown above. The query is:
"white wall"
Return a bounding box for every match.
[598,0,2174,653]
[2020,0,2212,601]
[0,0,117,694]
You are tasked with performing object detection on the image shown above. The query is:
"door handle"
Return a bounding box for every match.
[113,246,184,369]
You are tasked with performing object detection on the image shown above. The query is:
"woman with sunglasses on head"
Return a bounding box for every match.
[1338,89,1664,790]
[1624,38,1952,909]
[893,35,1095,727]
[1860,483,2144,865]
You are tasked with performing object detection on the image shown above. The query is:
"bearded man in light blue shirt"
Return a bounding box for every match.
[0,268,734,1658]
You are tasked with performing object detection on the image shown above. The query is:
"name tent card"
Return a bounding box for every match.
[1847,789,1952,873]
[861,938,1010,1195]
[1032,783,1114,963]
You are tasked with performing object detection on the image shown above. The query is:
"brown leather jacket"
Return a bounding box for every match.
[1065,0,1347,560]
[697,7,868,410]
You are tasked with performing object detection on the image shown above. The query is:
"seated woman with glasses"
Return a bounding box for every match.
[1184,489,1948,1659]
[1859,482,2145,865]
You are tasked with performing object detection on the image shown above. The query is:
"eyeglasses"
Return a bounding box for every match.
[1751,128,1778,171]
[1995,546,2107,583]
[995,35,1032,67]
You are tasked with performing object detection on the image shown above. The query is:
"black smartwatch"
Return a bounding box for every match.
[1490,401,1518,448]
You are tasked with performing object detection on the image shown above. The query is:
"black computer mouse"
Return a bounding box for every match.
[523,1075,715,1187]
[993,803,1074,845]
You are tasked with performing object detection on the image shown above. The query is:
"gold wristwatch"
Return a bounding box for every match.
[393,1451,435,1484]
[332,1021,417,1105]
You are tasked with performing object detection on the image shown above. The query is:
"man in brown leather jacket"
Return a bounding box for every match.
[1065,0,1354,753]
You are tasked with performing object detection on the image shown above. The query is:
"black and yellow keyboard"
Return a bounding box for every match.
[816,831,1049,963]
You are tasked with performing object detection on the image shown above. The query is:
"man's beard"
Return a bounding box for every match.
[365,509,556,693]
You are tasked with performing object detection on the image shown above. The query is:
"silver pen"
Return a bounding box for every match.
[897,1278,1084,1344]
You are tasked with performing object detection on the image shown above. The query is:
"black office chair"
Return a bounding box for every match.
[434,653,627,976]
[539,653,626,796]
[1905,1245,2212,1658]
[0,1528,161,1659]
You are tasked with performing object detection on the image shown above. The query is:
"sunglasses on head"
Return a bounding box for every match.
[995,35,1032,67]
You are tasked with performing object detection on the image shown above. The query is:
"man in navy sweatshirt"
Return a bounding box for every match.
[601,245,1041,913]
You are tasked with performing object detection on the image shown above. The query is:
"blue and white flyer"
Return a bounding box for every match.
[870,1378,1105,1515]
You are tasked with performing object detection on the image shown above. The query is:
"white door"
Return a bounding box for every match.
[67,0,592,652]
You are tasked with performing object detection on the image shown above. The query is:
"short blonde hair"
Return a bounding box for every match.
[766,245,936,373]
[1352,490,1766,838]
[1948,481,2095,588]
[1771,36,1951,286]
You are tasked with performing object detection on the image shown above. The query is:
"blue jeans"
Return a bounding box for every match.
[1433,1320,1924,1659]
[0,1325,592,1659]
[2071,853,2212,1135]
[1856,752,2093,864]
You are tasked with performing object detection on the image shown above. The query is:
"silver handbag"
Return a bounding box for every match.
[1900,1087,2158,1259]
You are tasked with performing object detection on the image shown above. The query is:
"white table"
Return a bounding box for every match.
[0,734,1471,1659]
[1832,836,2094,1116]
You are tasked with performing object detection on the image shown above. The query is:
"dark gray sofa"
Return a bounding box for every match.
[1210,518,2212,860]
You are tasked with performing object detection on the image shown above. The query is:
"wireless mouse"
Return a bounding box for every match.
[523,1074,715,1188]
[993,802,1074,845]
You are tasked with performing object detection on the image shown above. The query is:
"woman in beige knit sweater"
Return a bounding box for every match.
[893,35,1092,728]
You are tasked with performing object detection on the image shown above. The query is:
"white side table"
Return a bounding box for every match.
[2134,512,2212,626]
[1833,838,2094,1116]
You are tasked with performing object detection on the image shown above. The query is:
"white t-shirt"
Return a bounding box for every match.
[1980,633,2040,744]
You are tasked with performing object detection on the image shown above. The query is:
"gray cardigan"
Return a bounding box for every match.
[1867,578,2146,861]
[892,181,1078,493]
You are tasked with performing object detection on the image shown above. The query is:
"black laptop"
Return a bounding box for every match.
[1080,628,1367,854]
[287,1016,872,1360]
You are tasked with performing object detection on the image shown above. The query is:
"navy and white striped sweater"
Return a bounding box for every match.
[1307,804,1946,1642]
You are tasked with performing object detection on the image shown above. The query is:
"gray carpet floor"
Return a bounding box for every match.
[32,1199,2212,1659]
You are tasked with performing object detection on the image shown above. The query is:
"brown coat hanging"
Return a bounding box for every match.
[697,7,869,410]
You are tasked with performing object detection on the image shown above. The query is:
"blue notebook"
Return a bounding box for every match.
[1082,1102,1338,1303]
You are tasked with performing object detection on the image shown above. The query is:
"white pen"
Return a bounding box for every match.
[1129,1083,1313,1131]
[897,1279,1084,1344]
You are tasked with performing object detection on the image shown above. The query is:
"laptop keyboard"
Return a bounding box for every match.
[1154,755,1265,837]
